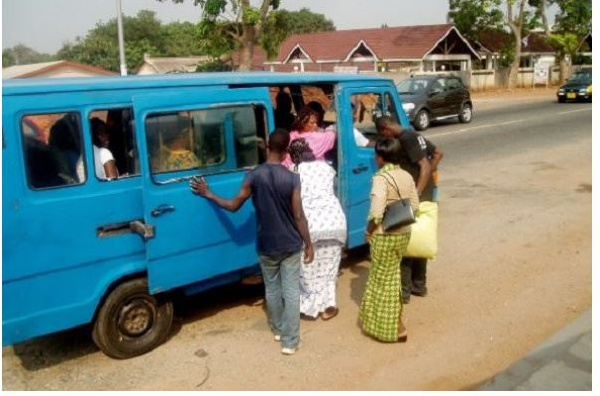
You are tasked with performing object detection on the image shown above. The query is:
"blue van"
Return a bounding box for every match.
[2,72,410,358]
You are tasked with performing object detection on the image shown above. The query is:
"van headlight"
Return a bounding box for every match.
[402,102,415,112]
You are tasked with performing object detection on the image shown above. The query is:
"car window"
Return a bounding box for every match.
[446,78,463,90]
[397,78,430,94]
[430,80,445,93]
[570,71,592,82]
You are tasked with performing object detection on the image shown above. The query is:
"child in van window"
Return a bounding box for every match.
[91,118,119,180]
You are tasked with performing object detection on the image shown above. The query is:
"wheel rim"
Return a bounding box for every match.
[117,297,155,337]
[418,112,429,128]
[462,106,472,121]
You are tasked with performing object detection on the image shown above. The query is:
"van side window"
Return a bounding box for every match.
[351,93,385,138]
[89,108,138,180]
[351,92,401,141]
[21,112,85,189]
[146,104,267,175]
[383,93,400,124]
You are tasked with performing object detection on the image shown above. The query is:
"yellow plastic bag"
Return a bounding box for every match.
[404,201,438,259]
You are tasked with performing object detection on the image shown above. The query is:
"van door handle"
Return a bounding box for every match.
[151,204,176,217]
[352,164,369,174]
[129,220,155,240]
[97,219,155,240]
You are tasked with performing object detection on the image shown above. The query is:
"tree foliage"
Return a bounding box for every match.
[165,0,281,71]
[553,0,591,37]
[57,10,206,72]
[448,0,504,42]
[3,44,54,67]
[547,0,592,81]
[260,8,335,58]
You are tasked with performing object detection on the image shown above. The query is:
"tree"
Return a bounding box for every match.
[449,0,543,88]
[448,0,504,42]
[57,10,162,71]
[548,0,592,83]
[166,0,281,71]
[57,10,206,72]
[528,0,552,34]
[505,0,528,88]
[2,44,54,67]
[259,8,335,59]
[162,22,206,56]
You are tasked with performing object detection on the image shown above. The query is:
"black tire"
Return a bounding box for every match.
[92,278,173,359]
[414,109,430,131]
[558,96,566,103]
[458,103,473,123]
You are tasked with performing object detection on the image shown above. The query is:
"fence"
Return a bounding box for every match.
[371,65,588,91]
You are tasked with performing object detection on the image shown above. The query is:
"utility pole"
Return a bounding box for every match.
[116,0,127,76]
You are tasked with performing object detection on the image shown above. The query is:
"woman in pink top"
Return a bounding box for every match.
[282,107,336,168]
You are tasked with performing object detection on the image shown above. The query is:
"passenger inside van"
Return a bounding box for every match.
[158,127,201,172]
[105,109,137,176]
[91,118,119,180]
[48,115,85,183]
[273,88,295,132]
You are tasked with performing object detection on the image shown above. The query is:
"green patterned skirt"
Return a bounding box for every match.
[359,233,411,342]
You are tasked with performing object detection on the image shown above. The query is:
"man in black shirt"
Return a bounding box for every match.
[376,116,443,303]
[191,129,313,355]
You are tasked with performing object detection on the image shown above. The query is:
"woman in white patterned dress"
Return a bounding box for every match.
[288,138,347,320]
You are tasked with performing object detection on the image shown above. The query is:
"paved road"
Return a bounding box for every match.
[2,94,592,390]
[478,309,592,391]
[426,96,593,391]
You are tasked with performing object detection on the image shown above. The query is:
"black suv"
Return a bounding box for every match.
[397,75,473,131]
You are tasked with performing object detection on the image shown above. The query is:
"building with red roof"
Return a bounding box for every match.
[266,24,480,73]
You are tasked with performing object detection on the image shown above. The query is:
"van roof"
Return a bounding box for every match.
[3,72,389,96]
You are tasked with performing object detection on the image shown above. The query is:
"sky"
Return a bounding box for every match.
[2,0,454,53]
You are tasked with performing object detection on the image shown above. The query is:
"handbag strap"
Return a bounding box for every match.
[379,172,404,200]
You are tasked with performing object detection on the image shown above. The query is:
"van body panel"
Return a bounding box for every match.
[2,254,147,345]
[2,92,147,345]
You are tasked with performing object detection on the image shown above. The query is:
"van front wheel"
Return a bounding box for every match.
[92,278,173,359]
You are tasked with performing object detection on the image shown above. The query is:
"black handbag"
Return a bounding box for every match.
[380,173,416,232]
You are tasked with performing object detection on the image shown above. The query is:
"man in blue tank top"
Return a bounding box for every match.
[190,129,313,355]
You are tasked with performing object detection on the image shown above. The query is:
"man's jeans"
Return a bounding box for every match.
[258,250,301,349]
[401,257,428,298]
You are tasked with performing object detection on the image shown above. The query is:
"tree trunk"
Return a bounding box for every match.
[540,0,550,35]
[239,24,255,72]
[506,0,525,89]
[559,54,569,85]
[508,32,521,89]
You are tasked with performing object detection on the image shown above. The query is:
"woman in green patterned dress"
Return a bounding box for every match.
[360,138,419,342]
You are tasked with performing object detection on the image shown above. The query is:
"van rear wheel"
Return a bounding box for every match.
[92,278,173,359]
